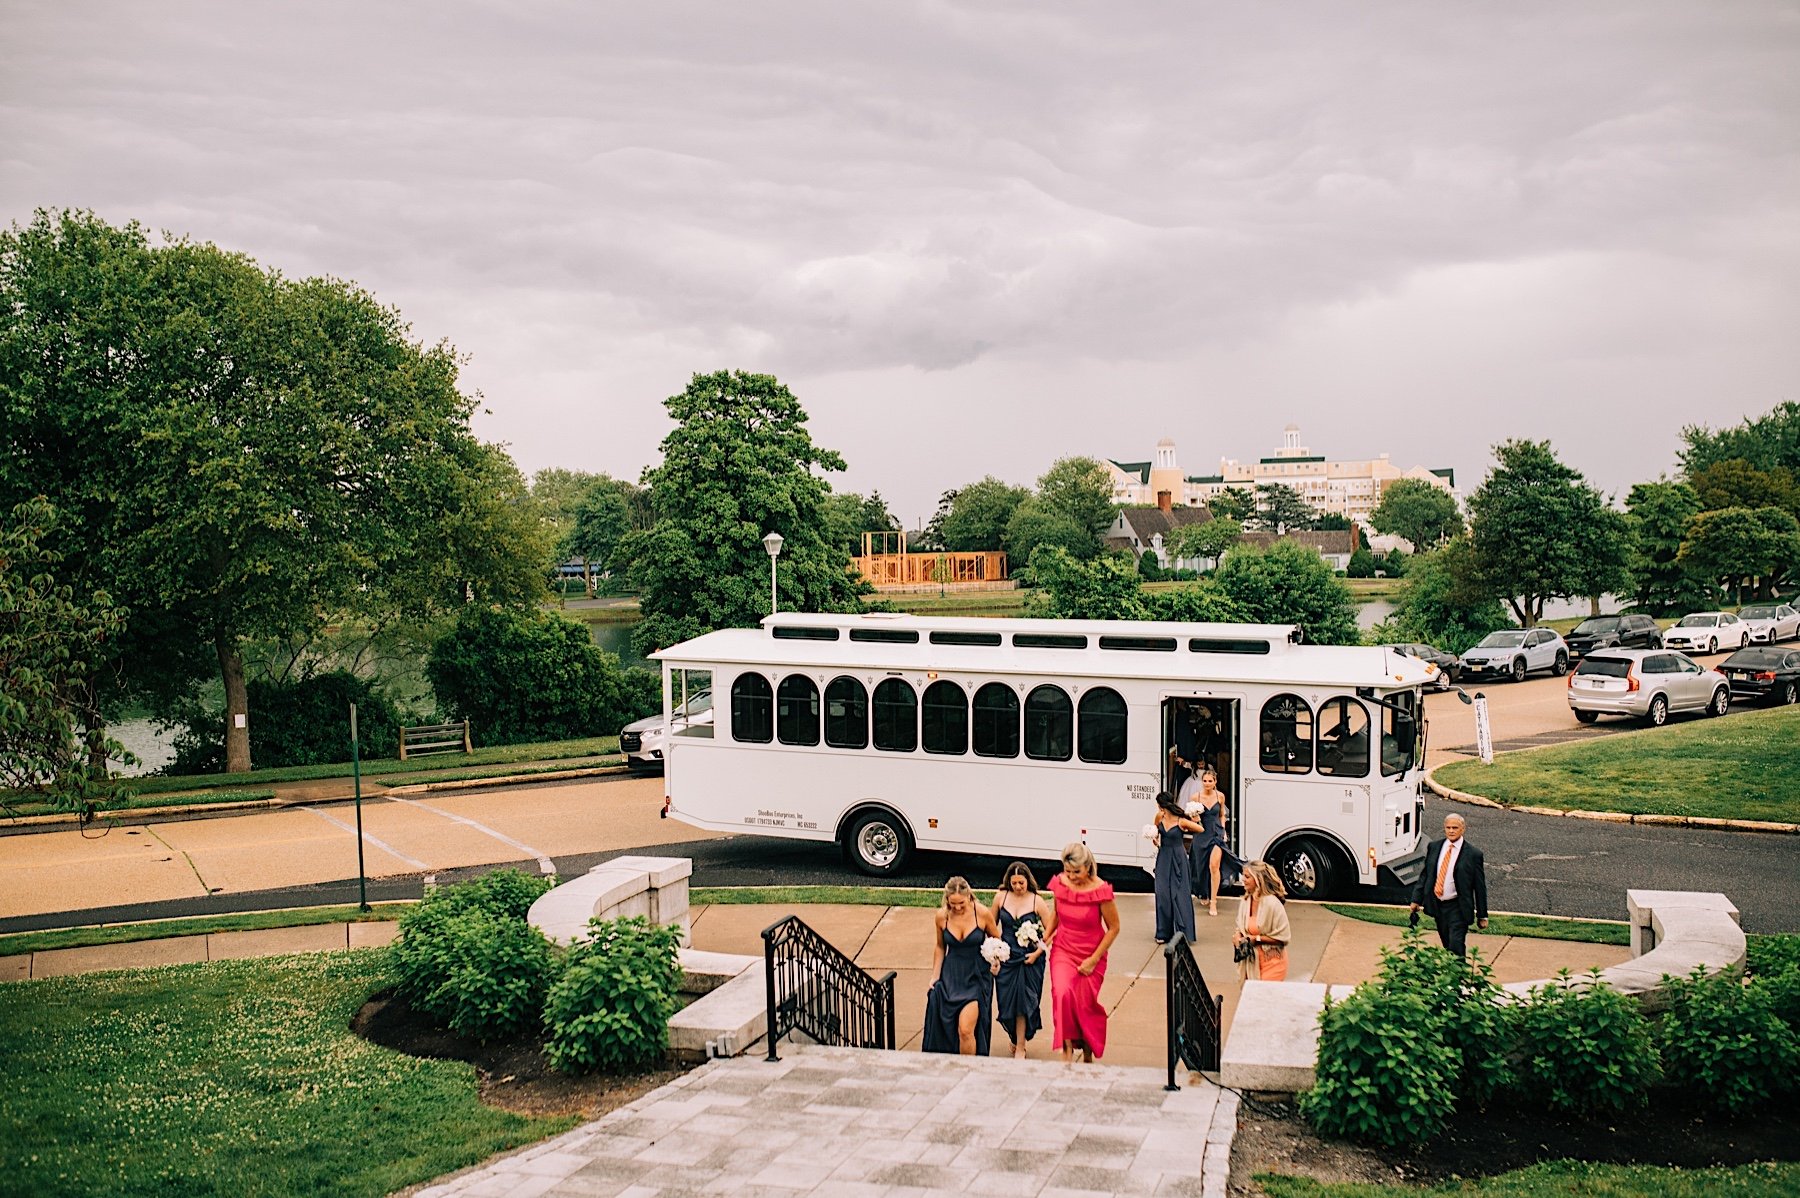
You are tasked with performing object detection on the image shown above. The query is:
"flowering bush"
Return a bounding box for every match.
[543,917,684,1074]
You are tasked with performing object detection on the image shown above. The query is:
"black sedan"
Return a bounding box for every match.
[1383,642,1460,689]
[1718,646,1800,706]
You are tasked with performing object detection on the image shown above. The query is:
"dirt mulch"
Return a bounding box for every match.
[1229,1092,1800,1193]
[352,990,687,1121]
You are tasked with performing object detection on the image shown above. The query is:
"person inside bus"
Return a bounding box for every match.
[989,862,1051,1058]
[1233,860,1291,982]
[1043,842,1121,1064]
[1151,791,1205,945]
[1187,767,1241,917]
[922,877,1002,1056]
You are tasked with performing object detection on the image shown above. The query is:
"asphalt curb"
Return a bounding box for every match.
[1425,766,1800,836]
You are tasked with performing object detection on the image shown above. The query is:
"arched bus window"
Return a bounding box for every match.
[1316,696,1369,777]
[1024,684,1073,761]
[776,675,821,746]
[872,678,918,752]
[1077,687,1128,764]
[972,682,1020,758]
[731,672,773,744]
[824,676,868,749]
[922,680,968,755]
[1259,694,1312,774]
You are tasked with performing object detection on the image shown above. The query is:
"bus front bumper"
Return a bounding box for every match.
[1378,837,1428,889]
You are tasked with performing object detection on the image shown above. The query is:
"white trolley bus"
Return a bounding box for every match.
[654,612,1433,898]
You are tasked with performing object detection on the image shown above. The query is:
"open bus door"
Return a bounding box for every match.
[1161,696,1240,849]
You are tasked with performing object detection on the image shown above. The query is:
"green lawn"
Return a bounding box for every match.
[0,904,415,957]
[1323,904,1630,946]
[1433,704,1800,823]
[0,952,570,1198]
[1257,1161,1799,1197]
[2,788,275,818]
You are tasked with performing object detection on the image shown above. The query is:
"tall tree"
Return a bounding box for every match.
[1567,502,1633,617]
[566,479,635,582]
[1021,547,1147,620]
[1368,479,1464,553]
[531,469,605,545]
[1207,487,1256,522]
[1677,507,1800,605]
[1681,402,1800,476]
[819,490,900,556]
[0,210,548,773]
[1165,517,1242,570]
[939,476,1031,553]
[1623,480,1706,614]
[1033,456,1119,557]
[1686,459,1800,519]
[1004,500,1093,566]
[614,370,869,655]
[1250,483,1315,535]
[1215,540,1360,645]
[1465,440,1603,628]
[1377,540,1511,655]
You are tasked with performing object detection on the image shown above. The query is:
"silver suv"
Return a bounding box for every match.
[1568,650,1730,726]
[1458,627,1570,682]
[618,689,713,769]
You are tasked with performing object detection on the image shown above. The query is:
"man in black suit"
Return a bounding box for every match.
[1410,813,1488,957]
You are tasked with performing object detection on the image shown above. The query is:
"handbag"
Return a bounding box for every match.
[1232,938,1255,964]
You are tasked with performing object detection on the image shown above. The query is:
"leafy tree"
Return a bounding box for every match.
[1165,518,1242,571]
[566,480,634,582]
[1466,440,1608,628]
[1376,541,1511,655]
[1623,481,1708,614]
[0,498,127,810]
[0,209,548,773]
[1346,547,1379,579]
[1314,513,1352,531]
[1021,547,1146,620]
[1251,483,1315,535]
[938,476,1031,553]
[426,605,657,744]
[1004,500,1093,566]
[916,489,955,552]
[1566,503,1633,617]
[1032,457,1118,557]
[166,670,403,773]
[1677,507,1800,605]
[1382,548,1407,578]
[613,371,869,656]
[1143,579,1245,623]
[819,490,901,556]
[1687,459,1800,519]
[1136,550,1164,581]
[1207,487,1256,522]
[1216,540,1360,645]
[1681,401,1800,476]
[1369,479,1464,553]
[531,469,605,544]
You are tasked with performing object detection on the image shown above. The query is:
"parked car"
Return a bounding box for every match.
[1458,627,1570,682]
[1661,611,1749,656]
[1717,646,1800,706]
[1567,650,1730,726]
[618,688,713,769]
[1563,613,1662,658]
[1736,603,1800,644]
[1382,642,1460,688]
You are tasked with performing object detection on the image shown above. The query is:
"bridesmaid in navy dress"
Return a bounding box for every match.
[1188,767,1242,917]
[922,876,1002,1055]
[1153,791,1206,944]
[990,862,1051,1058]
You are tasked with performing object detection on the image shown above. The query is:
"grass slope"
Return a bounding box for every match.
[1433,704,1800,823]
[0,952,569,1198]
[0,904,415,957]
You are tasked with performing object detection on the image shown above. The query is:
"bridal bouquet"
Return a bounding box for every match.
[980,936,1011,966]
[1184,800,1204,819]
[1014,917,1043,950]
[1141,823,1159,843]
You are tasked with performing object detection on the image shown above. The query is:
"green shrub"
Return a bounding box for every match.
[1300,985,1457,1146]
[1374,929,1514,1109]
[1659,966,1800,1115]
[389,870,560,1040]
[1513,972,1660,1117]
[165,671,404,773]
[430,867,557,922]
[1746,933,1800,982]
[543,917,685,1074]
[1759,969,1800,1033]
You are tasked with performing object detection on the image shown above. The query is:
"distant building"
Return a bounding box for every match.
[1106,428,1455,525]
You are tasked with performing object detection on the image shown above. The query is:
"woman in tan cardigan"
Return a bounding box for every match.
[1233,860,1291,981]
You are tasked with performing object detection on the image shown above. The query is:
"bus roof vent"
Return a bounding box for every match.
[1188,637,1272,655]
[771,625,840,641]
[849,628,920,644]
[1013,633,1088,650]
[930,630,1002,647]
[1098,636,1177,653]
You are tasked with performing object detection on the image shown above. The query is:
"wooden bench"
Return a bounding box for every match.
[398,720,472,760]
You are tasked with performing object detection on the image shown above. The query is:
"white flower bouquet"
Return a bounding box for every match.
[1014,917,1043,950]
[980,936,1011,966]
[1141,823,1159,843]
[1184,800,1204,819]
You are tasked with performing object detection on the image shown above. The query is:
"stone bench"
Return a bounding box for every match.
[1219,889,1745,1092]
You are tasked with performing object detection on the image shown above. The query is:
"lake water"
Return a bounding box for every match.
[589,621,649,669]
[1356,595,1618,631]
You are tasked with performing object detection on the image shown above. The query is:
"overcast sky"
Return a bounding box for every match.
[5,1,1796,525]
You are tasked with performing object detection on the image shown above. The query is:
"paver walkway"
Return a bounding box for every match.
[414,1045,1237,1198]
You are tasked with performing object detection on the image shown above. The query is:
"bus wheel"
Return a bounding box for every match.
[1272,838,1340,900]
[844,809,912,877]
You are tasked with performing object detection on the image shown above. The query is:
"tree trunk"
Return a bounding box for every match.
[1589,595,1602,617]
[217,632,252,774]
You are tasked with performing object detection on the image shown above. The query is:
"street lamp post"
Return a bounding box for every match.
[762,531,785,615]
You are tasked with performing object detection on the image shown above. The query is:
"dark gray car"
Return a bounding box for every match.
[1564,613,1662,659]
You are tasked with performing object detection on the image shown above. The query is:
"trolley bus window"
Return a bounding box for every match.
[731,672,774,744]
[1316,697,1369,777]
[872,678,918,753]
[1260,694,1313,774]
[824,676,868,749]
[1024,684,1073,761]
[1077,687,1128,764]
[922,680,969,755]
[776,675,821,746]
[972,682,1021,758]
[1381,694,1418,777]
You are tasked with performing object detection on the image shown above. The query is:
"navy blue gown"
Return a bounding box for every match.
[1155,819,1197,944]
[1189,800,1243,900]
[994,906,1045,1043]
[922,923,994,1055]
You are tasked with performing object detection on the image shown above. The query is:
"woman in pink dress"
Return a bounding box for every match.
[1042,841,1121,1063]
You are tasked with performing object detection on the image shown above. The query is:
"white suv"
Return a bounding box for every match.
[1458,627,1570,683]
[1662,612,1749,656]
[1568,650,1730,726]
[618,689,713,769]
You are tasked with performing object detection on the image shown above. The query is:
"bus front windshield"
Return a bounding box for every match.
[1380,691,1420,777]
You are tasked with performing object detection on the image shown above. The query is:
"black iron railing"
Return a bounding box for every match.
[762,915,898,1060]
[1164,938,1224,1090]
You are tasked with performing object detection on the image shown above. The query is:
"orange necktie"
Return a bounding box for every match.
[1434,844,1453,899]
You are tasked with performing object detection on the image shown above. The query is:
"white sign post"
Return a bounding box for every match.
[1473,693,1493,764]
